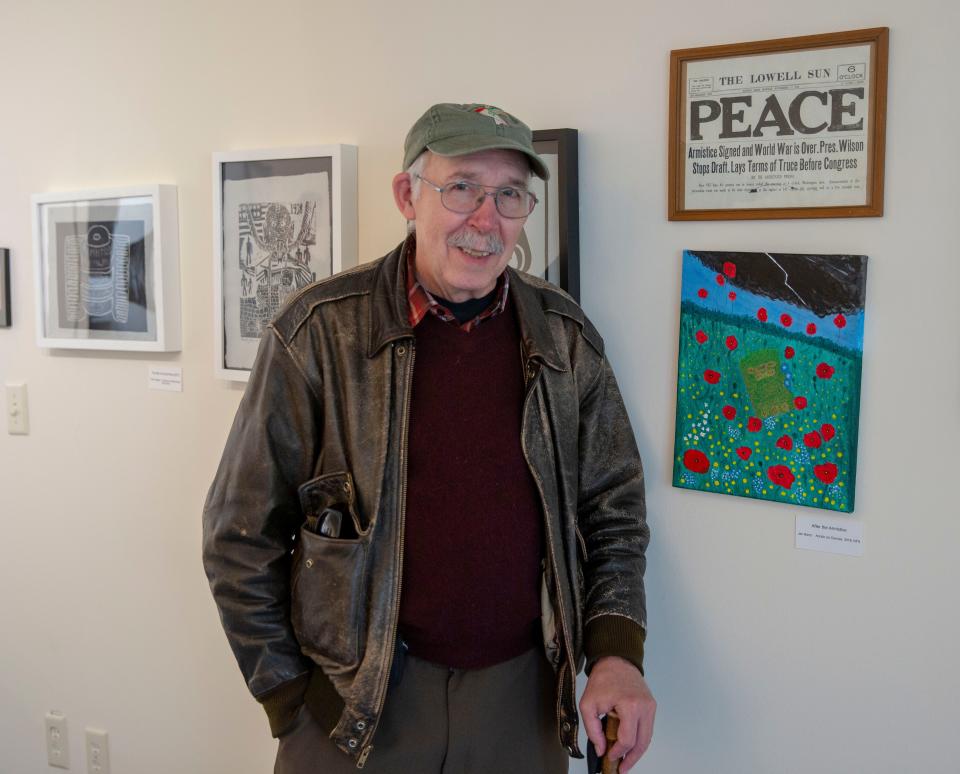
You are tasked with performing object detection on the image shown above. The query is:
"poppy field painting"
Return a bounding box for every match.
[673,250,868,513]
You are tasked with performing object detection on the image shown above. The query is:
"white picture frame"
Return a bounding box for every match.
[212,145,358,382]
[32,185,181,351]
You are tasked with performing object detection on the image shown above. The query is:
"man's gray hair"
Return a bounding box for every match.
[403,151,429,233]
[406,150,429,202]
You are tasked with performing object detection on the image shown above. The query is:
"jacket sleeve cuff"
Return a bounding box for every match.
[583,615,646,676]
[258,673,311,738]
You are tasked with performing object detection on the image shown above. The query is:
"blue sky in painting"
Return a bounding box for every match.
[680,250,865,352]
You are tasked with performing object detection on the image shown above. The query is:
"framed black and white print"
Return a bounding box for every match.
[0,248,11,327]
[213,145,358,381]
[32,186,181,350]
[510,129,580,301]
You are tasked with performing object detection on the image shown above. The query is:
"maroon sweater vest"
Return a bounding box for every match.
[398,303,544,669]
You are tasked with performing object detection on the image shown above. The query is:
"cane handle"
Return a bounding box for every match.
[601,710,620,774]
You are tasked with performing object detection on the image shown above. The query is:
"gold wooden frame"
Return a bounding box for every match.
[668,28,888,220]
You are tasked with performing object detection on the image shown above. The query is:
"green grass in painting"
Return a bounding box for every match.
[673,302,862,513]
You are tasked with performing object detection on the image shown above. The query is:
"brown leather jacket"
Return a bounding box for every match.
[202,239,649,766]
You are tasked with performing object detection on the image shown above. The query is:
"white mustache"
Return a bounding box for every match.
[448,228,504,255]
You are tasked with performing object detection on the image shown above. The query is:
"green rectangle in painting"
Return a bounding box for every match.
[738,349,792,418]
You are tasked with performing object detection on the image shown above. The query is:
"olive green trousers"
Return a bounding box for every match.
[274,647,569,773]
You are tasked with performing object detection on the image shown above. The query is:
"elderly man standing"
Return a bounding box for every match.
[203,103,655,773]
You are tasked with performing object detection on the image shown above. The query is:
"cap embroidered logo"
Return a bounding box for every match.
[472,106,508,126]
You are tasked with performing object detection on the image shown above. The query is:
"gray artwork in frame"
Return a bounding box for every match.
[0,248,10,327]
[212,145,358,382]
[31,185,181,351]
[509,129,580,301]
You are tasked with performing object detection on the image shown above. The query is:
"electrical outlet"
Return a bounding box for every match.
[45,711,70,769]
[85,728,110,774]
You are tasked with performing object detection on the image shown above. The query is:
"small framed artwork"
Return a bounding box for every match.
[509,129,580,301]
[32,185,181,350]
[668,27,888,220]
[213,145,358,381]
[0,248,11,327]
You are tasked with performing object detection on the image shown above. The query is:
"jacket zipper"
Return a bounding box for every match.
[357,340,415,768]
[356,745,372,768]
[520,358,579,754]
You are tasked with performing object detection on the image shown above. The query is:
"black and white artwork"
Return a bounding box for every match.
[509,130,580,301]
[32,185,181,351]
[220,157,332,373]
[510,155,554,280]
[38,198,157,343]
[0,248,10,327]
[236,200,319,337]
[59,221,147,332]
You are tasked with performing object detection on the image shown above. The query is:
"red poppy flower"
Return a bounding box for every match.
[735,446,752,460]
[747,417,762,432]
[821,423,835,441]
[697,288,708,299]
[804,431,822,448]
[703,370,721,384]
[767,465,795,489]
[683,449,710,474]
[780,313,793,327]
[806,322,817,335]
[723,261,737,278]
[814,463,838,484]
[794,396,807,409]
[784,346,795,359]
[695,330,708,344]
[722,405,736,420]
[725,335,738,350]
[775,435,793,450]
[728,291,737,300]
[816,362,835,379]
[834,314,847,329]
[715,274,726,286]
[757,307,768,322]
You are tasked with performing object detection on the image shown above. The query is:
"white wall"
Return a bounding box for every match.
[1,1,957,772]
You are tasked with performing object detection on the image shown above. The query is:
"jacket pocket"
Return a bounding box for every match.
[297,470,366,537]
[290,471,368,670]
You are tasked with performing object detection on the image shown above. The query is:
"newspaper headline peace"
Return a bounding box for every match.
[681,46,873,208]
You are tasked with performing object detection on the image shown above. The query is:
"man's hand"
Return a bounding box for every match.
[579,656,656,771]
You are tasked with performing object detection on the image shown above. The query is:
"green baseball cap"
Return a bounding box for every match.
[403,103,549,180]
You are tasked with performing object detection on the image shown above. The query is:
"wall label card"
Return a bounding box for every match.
[149,365,182,392]
[796,513,864,556]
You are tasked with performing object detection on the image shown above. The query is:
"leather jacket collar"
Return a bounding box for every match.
[367,236,566,372]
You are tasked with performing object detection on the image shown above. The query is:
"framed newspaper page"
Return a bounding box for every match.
[669,28,888,220]
[212,145,358,381]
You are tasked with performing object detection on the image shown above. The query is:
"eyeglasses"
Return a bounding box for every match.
[416,174,537,219]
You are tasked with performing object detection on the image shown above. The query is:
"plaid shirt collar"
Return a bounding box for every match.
[405,245,510,332]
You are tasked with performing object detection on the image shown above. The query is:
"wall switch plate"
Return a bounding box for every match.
[6,382,29,434]
[85,728,110,774]
[45,711,70,769]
